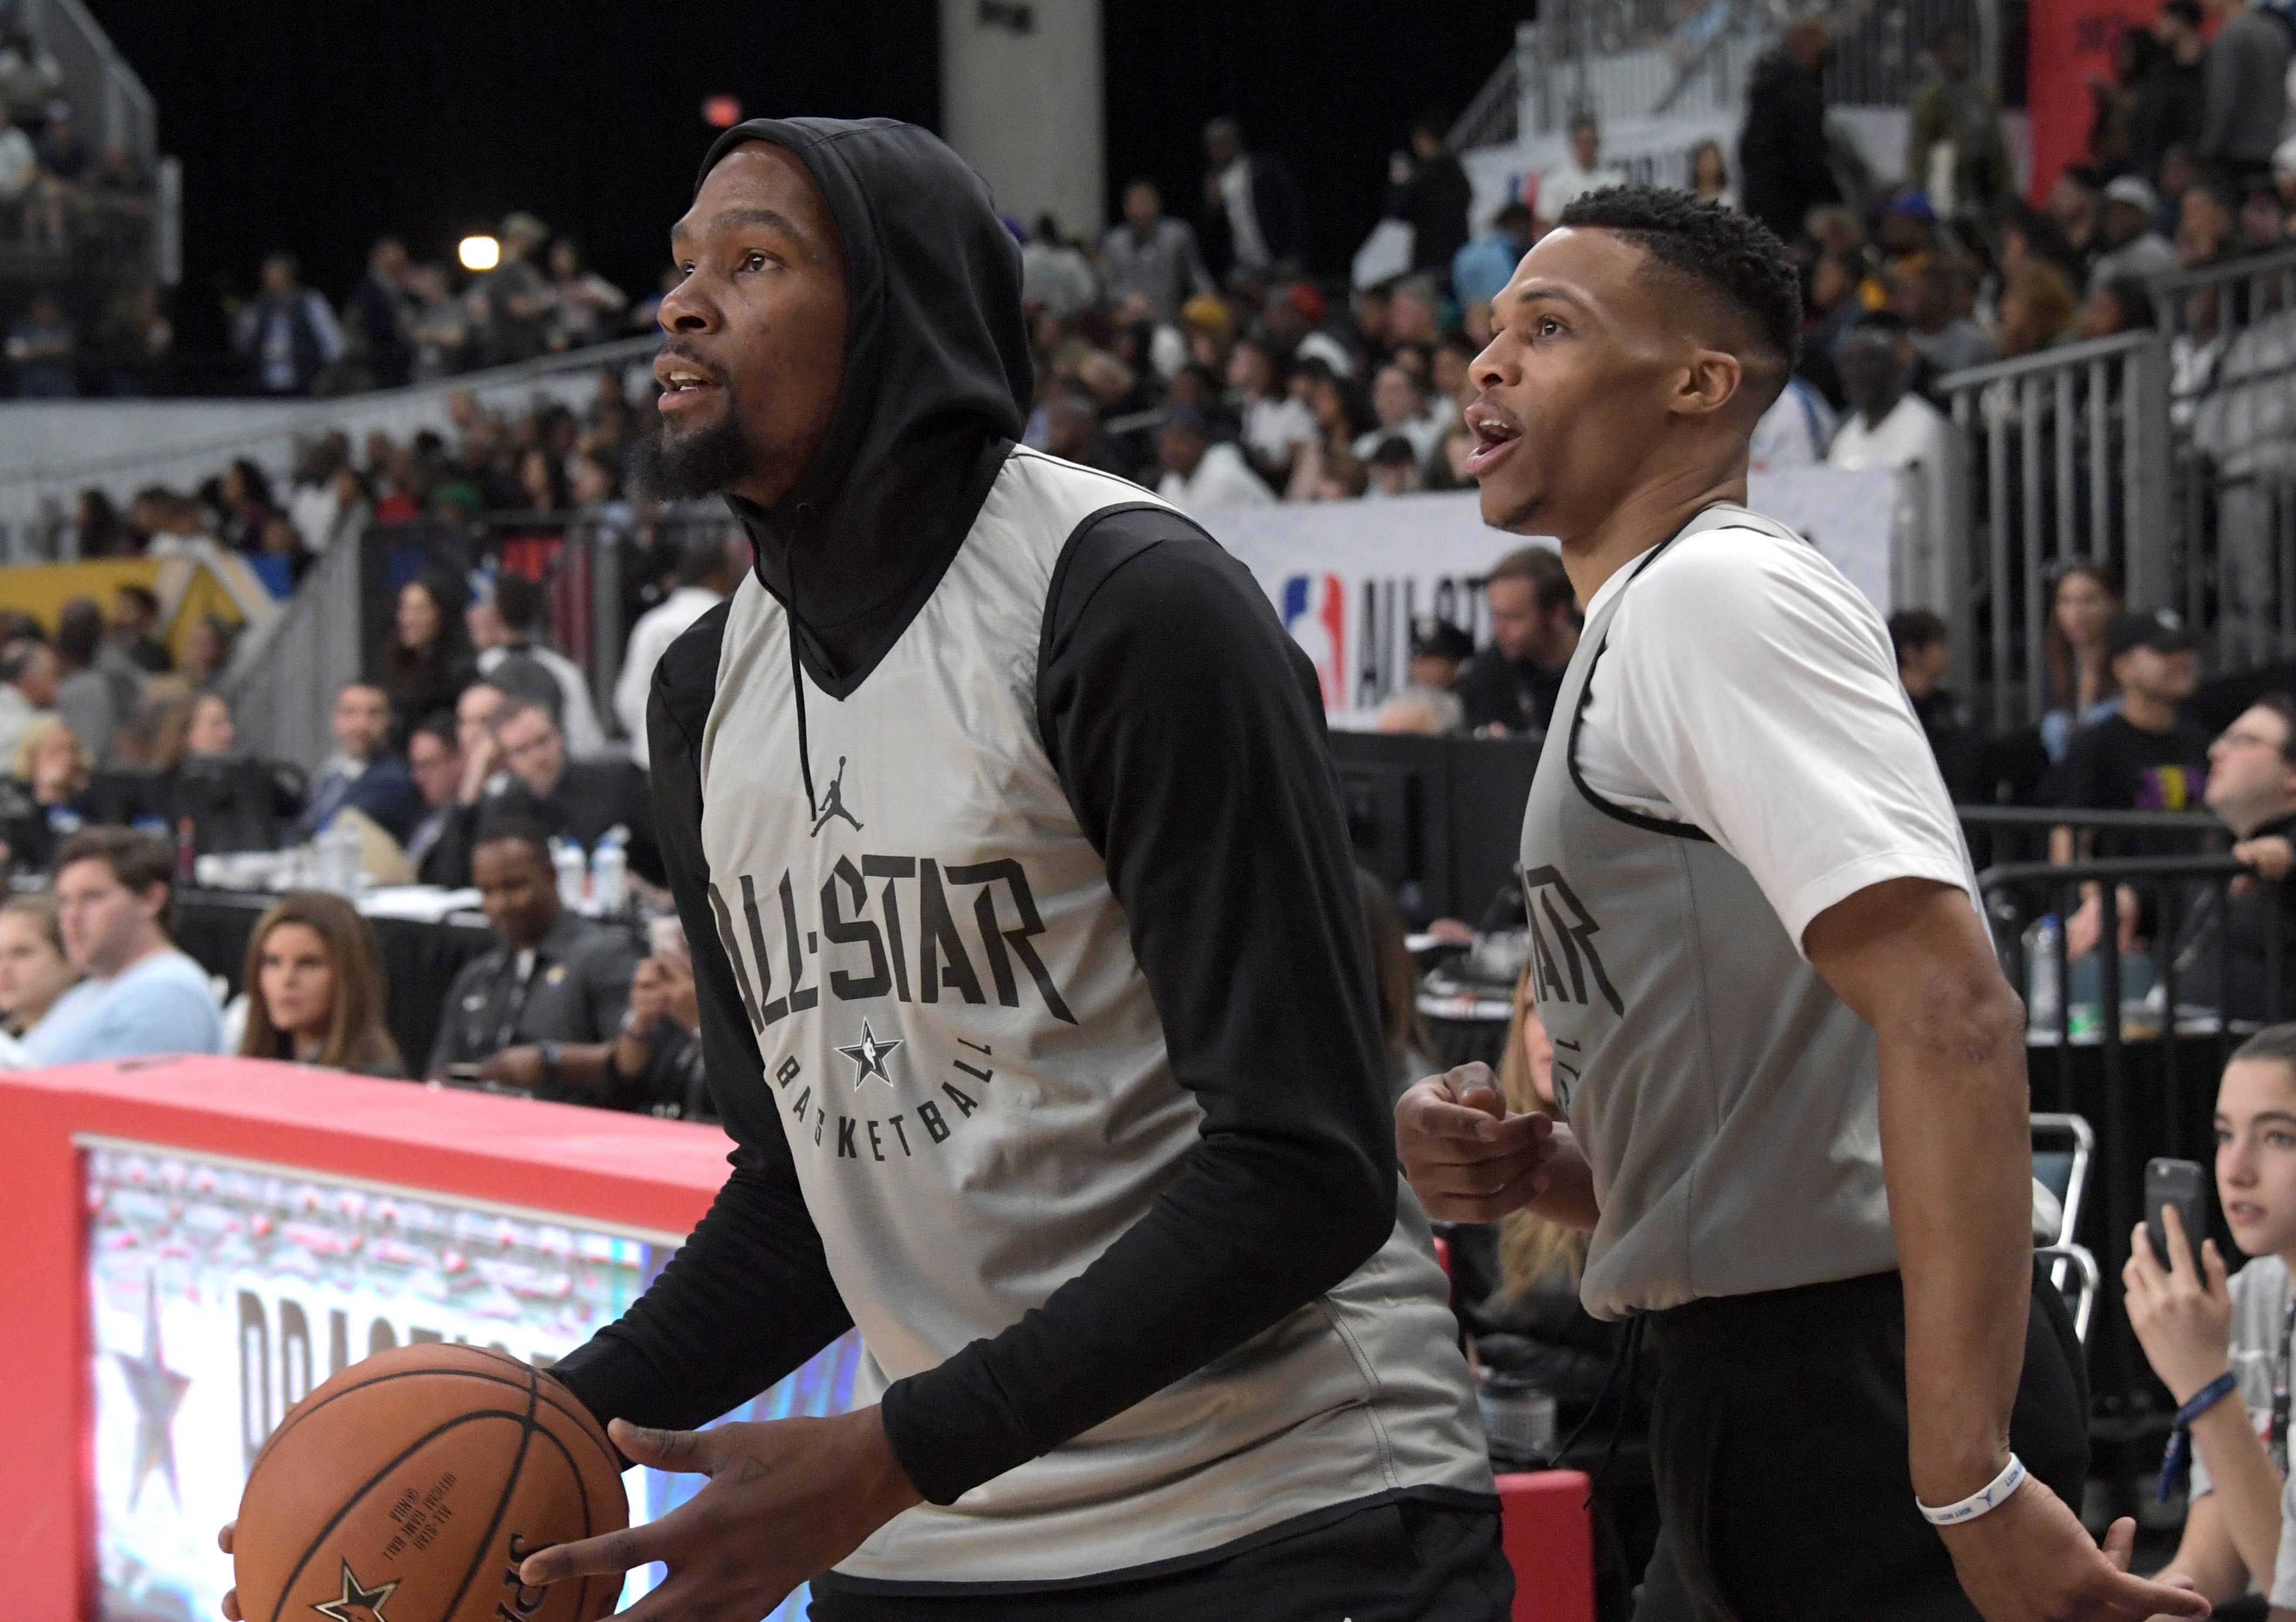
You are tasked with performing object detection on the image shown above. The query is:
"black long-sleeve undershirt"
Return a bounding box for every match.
[551,511,1396,1511]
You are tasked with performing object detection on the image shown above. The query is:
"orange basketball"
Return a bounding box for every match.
[233,1343,628,1622]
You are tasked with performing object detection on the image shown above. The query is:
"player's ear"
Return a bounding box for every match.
[1672,347,1743,419]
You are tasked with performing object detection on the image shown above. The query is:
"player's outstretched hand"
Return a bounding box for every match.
[1936,1477,2208,1620]
[515,1408,924,1621]
[216,1521,239,1620]
[1394,1062,1554,1223]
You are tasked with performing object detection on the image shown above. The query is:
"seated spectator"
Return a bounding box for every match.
[6,291,77,398]
[0,637,58,769]
[477,571,609,761]
[2090,175,2177,290]
[2054,609,2208,820]
[1375,619,1473,736]
[2081,274,2159,340]
[108,585,170,674]
[1689,138,1738,210]
[1154,406,1273,516]
[1748,372,1839,470]
[23,826,223,1064]
[1451,201,1535,315]
[0,716,95,876]
[1356,868,1434,1097]
[1355,362,1444,465]
[425,818,639,1080]
[1827,313,1961,588]
[614,540,735,772]
[1538,114,1626,225]
[237,891,405,1077]
[2164,697,2296,1022]
[0,892,75,1041]
[2042,560,2124,763]
[1456,547,1579,735]
[1365,435,1422,497]
[385,572,475,749]
[180,615,238,692]
[402,712,468,888]
[52,597,127,766]
[1228,334,1316,488]
[297,682,420,844]
[183,691,236,759]
[2128,1024,2296,1605]
[1099,179,1213,324]
[481,913,711,1118]
[1889,610,1985,800]
[1996,258,2080,359]
[1895,261,1995,378]
[483,695,663,886]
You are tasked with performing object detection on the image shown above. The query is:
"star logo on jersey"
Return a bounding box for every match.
[835,1020,904,1091]
[312,1560,399,1622]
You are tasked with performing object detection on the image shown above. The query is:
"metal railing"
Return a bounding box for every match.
[1503,0,2001,142]
[15,0,157,164]
[1979,849,2287,1484]
[2151,247,2296,674]
[1937,332,2176,734]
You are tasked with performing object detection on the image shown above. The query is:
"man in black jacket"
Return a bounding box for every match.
[1388,110,1473,283]
[379,117,1495,1622]
[1739,20,1842,245]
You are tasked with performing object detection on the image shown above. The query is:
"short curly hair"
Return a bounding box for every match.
[1557,185,1803,396]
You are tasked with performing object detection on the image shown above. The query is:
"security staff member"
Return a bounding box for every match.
[424,817,639,1091]
[1398,187,2205,1619]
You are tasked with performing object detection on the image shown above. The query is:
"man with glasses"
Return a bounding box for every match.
[483,693,663,886]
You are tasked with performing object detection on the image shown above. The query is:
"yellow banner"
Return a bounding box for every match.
[0,556,261,664]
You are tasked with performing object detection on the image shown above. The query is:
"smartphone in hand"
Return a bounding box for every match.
[2143,1157,2210,1274]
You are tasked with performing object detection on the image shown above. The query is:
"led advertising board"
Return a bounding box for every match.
[84,1139,861,1621]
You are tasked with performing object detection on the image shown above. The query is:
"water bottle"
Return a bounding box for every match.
[591,835,627,917]
[552,838,588,911]
[2025,914,2061,1033]
[324,817,364,896]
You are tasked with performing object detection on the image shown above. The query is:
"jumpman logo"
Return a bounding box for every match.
[811,757,864,837]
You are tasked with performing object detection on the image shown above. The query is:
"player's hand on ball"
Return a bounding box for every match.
[1935,1476,2207,1621]
[1394,1063,1555,1223]
[215,1521,239,1620]
[515,1407,923,1620]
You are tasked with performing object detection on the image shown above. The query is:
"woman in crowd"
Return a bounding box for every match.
[237,891,404,1077]
[0,716,96,877]
[214,457,277,554]
[185,691,237,758]
[180,613,239,691]
[2082,273,2159,341]
[0,892,76,1041]
[1355,869,1434,1099]
[1997,257,2081,359]
[1689,139,1737,210]
[2126,1024,2296,1609]
[385,572,474,748]
[2041,558,2124,762]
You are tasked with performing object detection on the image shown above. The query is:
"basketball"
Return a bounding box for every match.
[232,1344,627,1622]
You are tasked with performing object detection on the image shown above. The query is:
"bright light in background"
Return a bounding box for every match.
[702,93,742,128]
[457,234,500,272]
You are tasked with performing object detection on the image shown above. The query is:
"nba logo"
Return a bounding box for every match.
[1281,573,1346,710]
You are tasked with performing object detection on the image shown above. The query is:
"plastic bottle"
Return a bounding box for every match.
[324,817,364,896]
[591,834,627,917]
[553,838,588,912]
[2025,914,2061,1033]
[175,816,198,884]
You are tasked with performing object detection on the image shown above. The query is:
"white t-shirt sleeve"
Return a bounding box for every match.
[1576,526,1974,951]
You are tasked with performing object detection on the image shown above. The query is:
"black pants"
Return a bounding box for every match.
[810,1498,1514,1621]
[1635,1269,2088,1622]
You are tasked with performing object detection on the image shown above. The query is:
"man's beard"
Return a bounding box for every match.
[631,402,756,500]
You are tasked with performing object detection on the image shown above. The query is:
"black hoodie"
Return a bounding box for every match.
[552,118,1453,1582]
[709,117,1034,699]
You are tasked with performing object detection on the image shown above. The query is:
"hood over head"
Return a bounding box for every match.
[696,117,1032,690]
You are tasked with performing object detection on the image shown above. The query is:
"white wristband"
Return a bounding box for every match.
[1915,1453,2027,1526]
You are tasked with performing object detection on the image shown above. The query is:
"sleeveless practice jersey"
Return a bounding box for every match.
[692,450,1487,1583]
[1520,506,1913,1319]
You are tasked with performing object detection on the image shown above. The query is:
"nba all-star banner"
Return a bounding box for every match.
[1215,466,1898,722]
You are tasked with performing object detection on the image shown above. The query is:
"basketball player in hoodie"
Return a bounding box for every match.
[451,119,1493,1620]
[1394,187,2204,1619]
